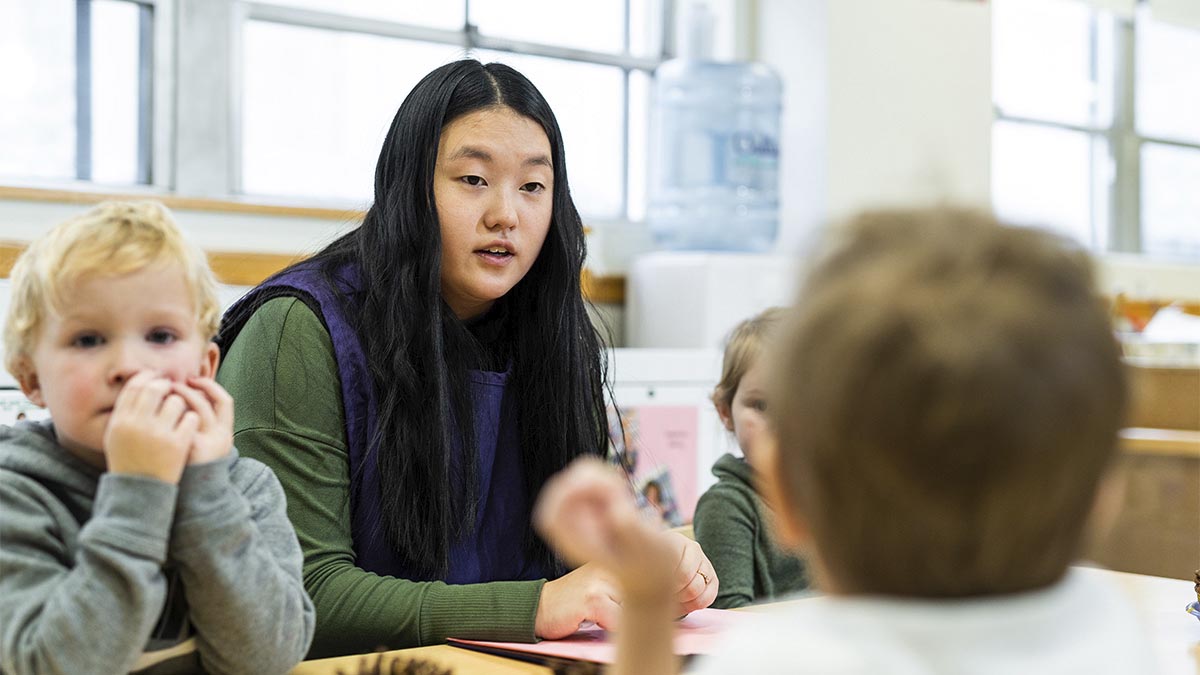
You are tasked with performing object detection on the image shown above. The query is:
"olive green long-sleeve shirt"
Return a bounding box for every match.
[216,297,544,658]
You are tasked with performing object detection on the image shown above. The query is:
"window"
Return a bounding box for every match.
[0,0,153,186]
[238,0,740,222]
[992,0,1200,259]
[4,0,741,226]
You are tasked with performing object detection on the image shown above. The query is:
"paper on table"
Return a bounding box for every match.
[448,608,747,664]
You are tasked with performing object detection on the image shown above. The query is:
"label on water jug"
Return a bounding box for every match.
[648,59,782,252]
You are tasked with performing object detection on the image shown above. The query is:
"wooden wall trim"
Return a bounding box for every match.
[0,185,365,221]
[0,241,301,288]
[0,185,618,298]
[0,241,626,303]
[1119,427,1200,459]
[581,269,626,305]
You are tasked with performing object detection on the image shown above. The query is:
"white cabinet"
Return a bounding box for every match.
[625,252,798,348]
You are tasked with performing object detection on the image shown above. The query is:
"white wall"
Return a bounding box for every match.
[1099,254,1200,301]
[759,0,992,254]
[756,0,829,254]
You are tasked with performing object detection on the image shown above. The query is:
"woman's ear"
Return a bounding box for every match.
[198,342,220,379]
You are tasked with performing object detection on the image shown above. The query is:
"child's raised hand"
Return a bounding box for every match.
[104,371,198,484]
[172,377,234,465]
[535,458,680,604]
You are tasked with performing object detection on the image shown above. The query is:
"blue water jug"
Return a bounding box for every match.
[647,7,782,252]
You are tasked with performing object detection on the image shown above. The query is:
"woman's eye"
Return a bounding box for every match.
[147,329,177,345]
[72,334,103,348]
[462,175,485,187]
[521,182,545,193]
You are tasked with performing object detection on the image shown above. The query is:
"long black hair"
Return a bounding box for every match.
[305,59,608,578]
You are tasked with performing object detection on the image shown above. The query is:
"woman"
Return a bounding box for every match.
[216,60,718,658]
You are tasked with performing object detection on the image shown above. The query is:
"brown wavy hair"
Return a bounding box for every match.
[769,207,1126,597]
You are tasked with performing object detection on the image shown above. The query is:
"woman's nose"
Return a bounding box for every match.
[485,189,519,231]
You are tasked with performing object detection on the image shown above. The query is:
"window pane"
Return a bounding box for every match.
[0,0,75,181]
[477,51,625,220]
[1141,143,1200,258]
[629,0,665,58]
[992,120,1099,246]
[259,1,463,30]
[993,0,1101,126]
[91,0,142,185]
[628,70,652,222]
[1136,7,1200,144]
[471,1,624,54]
[241,21,465,203]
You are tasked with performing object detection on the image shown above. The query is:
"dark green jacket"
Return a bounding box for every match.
[216,297,543,658]
[693,453,808,608]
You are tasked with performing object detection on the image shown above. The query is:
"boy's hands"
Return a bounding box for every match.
[104,371,198,484]
[103,373,235,482]
[172,377,234,464]
[534,459,719,629]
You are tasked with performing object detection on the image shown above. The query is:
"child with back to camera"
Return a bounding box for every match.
[0,201,315,674]
[535,207,1156,675]
[693,307,808,608]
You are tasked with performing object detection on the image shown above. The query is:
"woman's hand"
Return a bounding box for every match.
[534,563,622,639]
[534,459,720,634]
[667,530,719,614]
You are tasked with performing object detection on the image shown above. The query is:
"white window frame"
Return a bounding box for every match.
[8,0,753,226]
[185,0,752,221]
[993,5,1200,256]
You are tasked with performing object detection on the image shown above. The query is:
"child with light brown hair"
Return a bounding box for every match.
[0,201,314,674]
[535,207,1155,674]
[693,307,808,608]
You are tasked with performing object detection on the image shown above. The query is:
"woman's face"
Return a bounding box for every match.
[434,106,555,320]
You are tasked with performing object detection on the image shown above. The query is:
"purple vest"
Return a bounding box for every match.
[220,263,547,583]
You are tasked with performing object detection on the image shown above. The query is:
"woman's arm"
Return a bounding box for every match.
[693,485,759,608]
[217,297,544,657]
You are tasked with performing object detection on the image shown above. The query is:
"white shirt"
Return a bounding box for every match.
[689,568,1159,674]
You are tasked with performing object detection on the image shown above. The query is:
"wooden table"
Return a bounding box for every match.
[290,568,1200,675]
[291,644,553,675]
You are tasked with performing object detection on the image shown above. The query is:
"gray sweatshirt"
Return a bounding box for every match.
[0,420,315,674]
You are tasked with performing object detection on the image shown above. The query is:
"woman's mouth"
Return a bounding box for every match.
[476,246,515,265]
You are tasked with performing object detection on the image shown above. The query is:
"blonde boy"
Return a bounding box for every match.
[0,202,314,674]
[536,207,1155,674]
